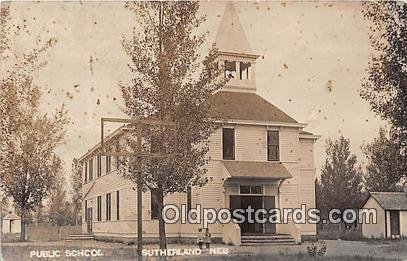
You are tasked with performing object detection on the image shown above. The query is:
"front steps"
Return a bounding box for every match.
[241,234,297,245]
[65,234,95,241]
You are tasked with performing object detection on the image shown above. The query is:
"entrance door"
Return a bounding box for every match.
[264,196,276,234]
[390,211,400,236]
[87,208,93,233]
[230,195,263,234]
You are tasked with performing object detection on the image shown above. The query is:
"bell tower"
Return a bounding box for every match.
[214,2,260,93]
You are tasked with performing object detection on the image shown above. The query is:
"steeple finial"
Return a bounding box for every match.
[214,2,253,54]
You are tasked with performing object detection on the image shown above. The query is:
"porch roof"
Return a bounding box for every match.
[222,161,292,179]
[370,192,407,211]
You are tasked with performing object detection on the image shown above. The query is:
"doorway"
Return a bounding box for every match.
[390,210,400,237]
[87,208,93,233]
[230,195,276,234]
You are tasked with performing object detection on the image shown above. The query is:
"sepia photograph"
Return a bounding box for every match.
[0,1,406,260]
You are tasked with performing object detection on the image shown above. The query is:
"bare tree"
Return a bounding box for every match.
[120,2,225,250]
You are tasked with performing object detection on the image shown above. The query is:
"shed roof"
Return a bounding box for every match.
[208,91,297,123]
[370,192,407,211]
[223,161,292,179]
[3,213,21,220]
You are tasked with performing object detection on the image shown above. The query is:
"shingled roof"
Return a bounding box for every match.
[223,161,292,179]
[370,192,407,211]
[208,91,297,123]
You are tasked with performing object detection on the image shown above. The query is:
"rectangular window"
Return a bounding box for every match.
[89,159,94,181]
[116,191,120,220]
[85,162,88,183]
[186,186,192,212]
[106,193,111,221]
[97,155,102,177]
[224,60,236,79]
[240,185,263,195]
[222,128,235,160]
[267,131,279,161]
[240,62,251,80]
[115,142,120,170]
[84,200,88,221]
[97,196,102,221]
[106,155,111,174]
[151,189,159,219]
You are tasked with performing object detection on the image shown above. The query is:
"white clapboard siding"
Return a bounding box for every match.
[235,125,267,161]
[280,127,299,162]
[207,128,222,161]
[200,176,225,209]
[299,139,314,169]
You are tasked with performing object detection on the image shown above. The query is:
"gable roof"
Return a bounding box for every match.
[370,192,407,211]
[223,161,292,179]
[208,91,297,123]
[214,2,253,54]
[3,213,20,220]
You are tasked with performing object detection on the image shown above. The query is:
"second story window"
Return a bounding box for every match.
[97,155,102,177]
[267,130,279,161]
[89,159,93,181]
[84,161,88,182]
[106,155,111,174]
[222,128,235,160]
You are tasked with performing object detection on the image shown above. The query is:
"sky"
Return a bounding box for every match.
[6,1,384,188]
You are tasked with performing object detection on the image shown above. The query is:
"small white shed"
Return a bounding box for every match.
[361,192,407,239]
[2,213,21,234]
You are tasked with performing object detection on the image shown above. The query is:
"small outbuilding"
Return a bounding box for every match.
[361,192,407,239]
[2,213,21,234]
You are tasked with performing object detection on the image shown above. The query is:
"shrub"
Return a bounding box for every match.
[307,242,327,257]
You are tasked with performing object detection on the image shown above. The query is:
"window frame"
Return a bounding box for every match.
[222,128,235,160]
[267,130,280,162]
[84,161,88,183]
[89,159,94,181]
[97,154,102,177]
[84,200,88,221]
[239,61,251,80]
[106,193,111,221]
[186,186,192,212]
[150,189,159,220]
[240,185,263,195]
[116,191,120,220]
[97,196,102,221]
[224,60,237,79]
[105,155,111,174]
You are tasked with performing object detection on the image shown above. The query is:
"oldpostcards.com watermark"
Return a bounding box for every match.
[162,204,378,228]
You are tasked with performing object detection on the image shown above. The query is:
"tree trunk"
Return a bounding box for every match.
[157,189,167,251]
[20,210,26,241]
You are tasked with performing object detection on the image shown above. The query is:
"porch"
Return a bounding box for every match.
[221,160,302,245]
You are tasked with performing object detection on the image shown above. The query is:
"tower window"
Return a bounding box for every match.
[240,62,251,80]
[224,60,236,79]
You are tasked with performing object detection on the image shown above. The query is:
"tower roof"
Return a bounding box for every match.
[214,2,253,54]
